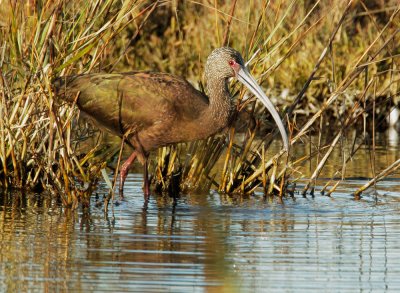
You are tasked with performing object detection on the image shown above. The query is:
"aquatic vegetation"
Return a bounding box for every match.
[0,0,151,207]
[0,0,399,208]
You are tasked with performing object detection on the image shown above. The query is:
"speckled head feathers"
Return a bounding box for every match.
[205,47,245,80]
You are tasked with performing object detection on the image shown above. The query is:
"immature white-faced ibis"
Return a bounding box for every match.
[54,47,289,197]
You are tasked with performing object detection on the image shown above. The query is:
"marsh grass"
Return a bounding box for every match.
[149,0,400,198]
[0,0,152,207]
[0,0,399,208]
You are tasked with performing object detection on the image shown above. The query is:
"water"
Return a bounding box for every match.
[1,133,400,292]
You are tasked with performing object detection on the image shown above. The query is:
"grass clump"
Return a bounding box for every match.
[0,0,152,207]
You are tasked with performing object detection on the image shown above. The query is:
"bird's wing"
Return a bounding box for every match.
[55,72,209,137]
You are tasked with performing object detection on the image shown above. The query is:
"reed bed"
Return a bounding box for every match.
[0,0,152,207]
[150,0,400,198]
[0,0,399,208]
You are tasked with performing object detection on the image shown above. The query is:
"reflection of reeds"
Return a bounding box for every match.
[1,1,399,207]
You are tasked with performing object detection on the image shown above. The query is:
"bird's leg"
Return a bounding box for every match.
[128,134,150,198]
[119,151,137,198]
[143,156,150,199]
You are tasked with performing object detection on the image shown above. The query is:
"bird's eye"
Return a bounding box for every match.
[228,60,235,66]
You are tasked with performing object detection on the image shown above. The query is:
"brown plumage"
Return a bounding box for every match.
[54,47,288,197]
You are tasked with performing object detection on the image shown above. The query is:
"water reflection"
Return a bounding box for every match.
[1,178,400,292]
[1,137,400,291]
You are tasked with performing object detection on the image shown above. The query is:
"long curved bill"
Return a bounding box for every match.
[237,67,289,152]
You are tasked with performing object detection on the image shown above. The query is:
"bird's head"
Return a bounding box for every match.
[206,47,289,152]
[205,47,245,79]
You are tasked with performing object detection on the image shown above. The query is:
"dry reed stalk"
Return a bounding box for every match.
[354,158,400,198]
[222,0,237,46]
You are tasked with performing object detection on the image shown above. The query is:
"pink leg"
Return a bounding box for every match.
[143,156,150,199]
[119,151,137,198]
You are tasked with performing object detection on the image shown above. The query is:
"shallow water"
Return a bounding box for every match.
[1,132,400,292]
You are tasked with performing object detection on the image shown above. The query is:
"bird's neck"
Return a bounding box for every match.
[204,77,233,130]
